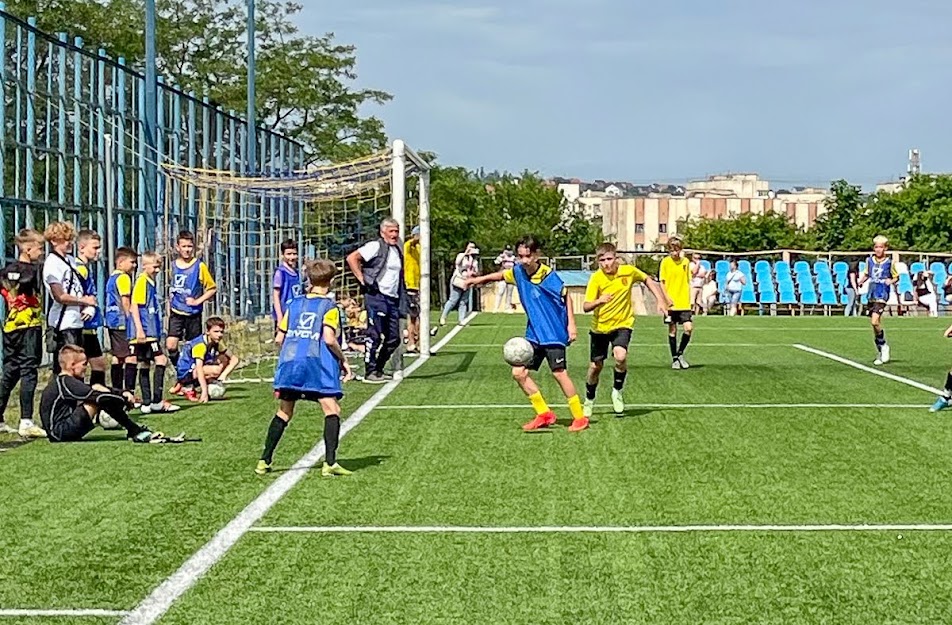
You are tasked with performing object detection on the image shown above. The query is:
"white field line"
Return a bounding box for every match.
[793,344,943,396]
[250,523,952,534]
[374,402,925,411]
[474,325,940,332]
[0,609,129,617]
[118,313,477,625]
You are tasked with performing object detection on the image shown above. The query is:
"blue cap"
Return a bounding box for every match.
[411,225,420,235]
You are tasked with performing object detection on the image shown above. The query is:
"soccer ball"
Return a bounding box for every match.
[207,382,227,400]
[98,411,121,430]
[502,337,534,367]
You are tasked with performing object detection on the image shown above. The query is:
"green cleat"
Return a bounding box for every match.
[255,460,272,476]
[321,462,353,477]
[583,398,594,418]
[611,389,625,414]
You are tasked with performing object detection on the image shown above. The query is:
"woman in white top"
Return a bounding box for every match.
[914,271,939,317]
[689,253,707,314]
[724,260,746,316]
[434,242,480,332]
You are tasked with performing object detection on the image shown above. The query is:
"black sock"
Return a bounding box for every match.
[585,382,597,401]
[124,363,138,393]
[668,335,678,358]
[324,414,341,466]
[944,372,952,399]
[99,396,144,437]
[90,369,106,387]
[678,332,692,356]
[261,415,288,463]
[139,368,153,405]
[111,363,123,389]
[875,329,886,348]
[613,370,627,391]
[169,349,180,368]
[153,365,166,402]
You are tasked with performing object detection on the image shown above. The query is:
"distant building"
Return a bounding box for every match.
[685,173,769,198]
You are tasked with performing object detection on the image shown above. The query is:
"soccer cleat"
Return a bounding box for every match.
[130,429,154,443]
[321,462,353,477]
[522,411,557,431]
[930,397,951,413]
[677,355,690,369]
[671,359,681,370]
[149,401,181,413]
[880,344,891,364]
[255,460,273,475]
[611,389,625,414]
[583,398,594,418]
[873,353,884,366]
[568,417,590,432]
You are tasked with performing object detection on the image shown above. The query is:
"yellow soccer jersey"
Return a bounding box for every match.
[586,265,649,334]
[659,256,691,310]
[404,239,421,290]
[278,294,340,335]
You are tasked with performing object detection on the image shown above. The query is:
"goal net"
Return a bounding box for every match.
[161,141,431,383]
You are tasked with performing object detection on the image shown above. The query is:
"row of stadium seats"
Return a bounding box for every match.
[697,259,952,308]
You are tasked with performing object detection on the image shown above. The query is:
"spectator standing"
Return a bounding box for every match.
[43,222,96,373]
[844,261,860,316]
[689,253,707,315]
[494,245,517,312]
[346,218,406,384]
[433,242,479,333]
[724,260,746,316]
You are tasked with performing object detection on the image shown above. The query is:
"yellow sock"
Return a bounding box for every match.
[528,392,549,416]
[567,395,585,420]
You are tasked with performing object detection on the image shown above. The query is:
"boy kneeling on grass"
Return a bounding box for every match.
[256,259,354,477]
[173,317,240,403]
[39,344,153,443]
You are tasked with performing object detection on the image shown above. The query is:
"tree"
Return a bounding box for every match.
[813,180,865,250]
[6,0,390,161]
[677,212,808,252]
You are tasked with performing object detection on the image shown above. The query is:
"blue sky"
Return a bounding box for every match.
[299,0,952,189]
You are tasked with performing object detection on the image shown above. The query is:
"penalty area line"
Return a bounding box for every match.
[250,523,952,534]
[793,344,942,396]
[374,402,926,410]
[0,609,129,618]
[118,313,477,625]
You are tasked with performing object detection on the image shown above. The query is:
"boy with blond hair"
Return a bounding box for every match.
[659,238,695,369]
[858,235,898,365]
[0,229,46,437]
[74,229,107,386]
[130,252,179,414]
[104,247,139,393]
[43,221,97,375]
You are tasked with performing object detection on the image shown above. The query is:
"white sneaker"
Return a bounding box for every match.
[880,344,890,364]
[874,353,884,366]
[611,389,625,414]
[583,398,594,418]
[677,355,690,369]
[18,420,46,438]
[149,401,181,413]
[671,359,681,370]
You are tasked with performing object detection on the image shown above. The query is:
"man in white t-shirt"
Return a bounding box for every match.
[689,253,707,314]
[43,222,97,374]
[346,218,405,384]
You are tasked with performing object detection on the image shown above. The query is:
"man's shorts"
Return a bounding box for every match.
[108,328,132,359]
[527,344,567,372]
[168,312,203,341]
[867,301,888,317]
[133,340,163,362]
[664,310,694,325]
[275,388,343,402]
[82,331,104,359]
[406,289,421,318]
[47,406,96,442]
[589,328,632,363]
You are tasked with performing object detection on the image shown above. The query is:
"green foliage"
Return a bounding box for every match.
[679,174,952,253]
[6,0,389,161]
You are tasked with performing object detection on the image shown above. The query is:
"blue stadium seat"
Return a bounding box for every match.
[840,293,849,305]
[700,260,712,272]
[861,292,869,304]
[757,281,774,294]
[814,260,830,274]
[779,291,797,305]
[910,261,926,275]
[775,260,791,273]
[833,261,848,275]
[794,260,810,274]
[740,291,758,304]
[738,260,752,274]
[754,260,771,274]
[820,291,839,305]
[800,291,818,305]
[715,260,730,276]
[760,291,777,304]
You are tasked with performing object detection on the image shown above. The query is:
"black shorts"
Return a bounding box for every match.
[867,301,887,317]
[108,329,132,359]
[664,310,694,325]
[47,406,96,442]
[275,389,343,402]
[527,344,567,372]
[407,289,421,318]
[168,312,203,341]
[2,326,42,369]
[133,340,163,362]
[82,331,104,359]
[589,328,632,363]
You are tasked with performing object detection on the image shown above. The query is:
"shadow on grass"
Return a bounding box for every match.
[273,454,391,474]
[613,408,654,419]
[409,351,477,379]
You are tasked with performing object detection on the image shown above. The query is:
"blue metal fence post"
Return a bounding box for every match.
[24,17,36,228]
[117,57,127,247]
[72,37,83,217]
[0,3,7,266]
[143,0,158,250]
[246,0,256,174]
[56,33,67,222]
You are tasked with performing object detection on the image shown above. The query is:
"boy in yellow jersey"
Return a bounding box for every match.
[659,238,695,369]
[166,231,217,370]
[582,243,670,416]
[403,225,422,353]
[130,252,179,414]
[465,235,589,432]
[74,229,107,387]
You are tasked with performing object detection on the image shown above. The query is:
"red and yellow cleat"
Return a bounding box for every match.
[522,411,557,432]
[184,389,199,402]
[567,417,590,432]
